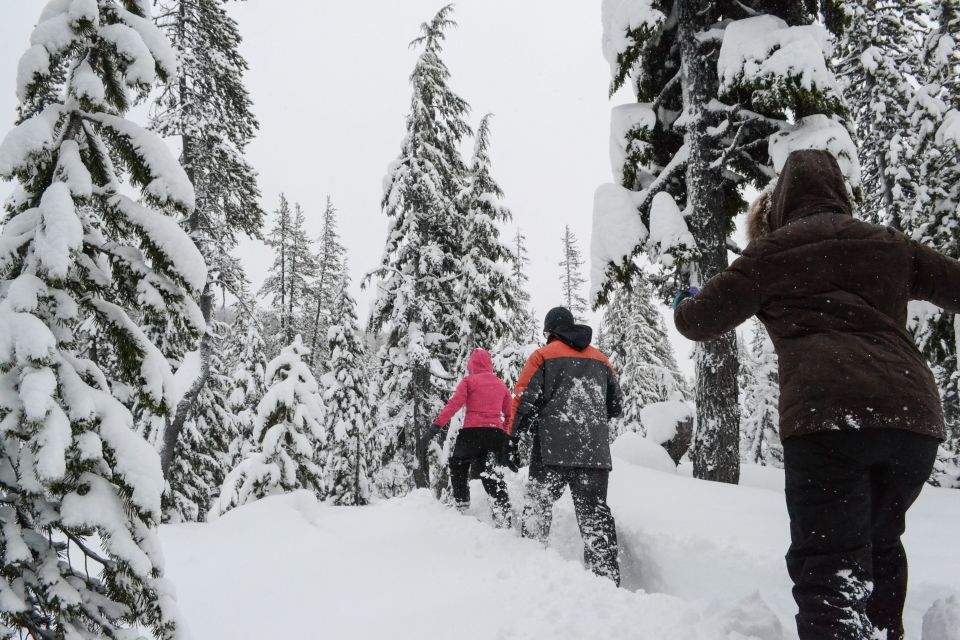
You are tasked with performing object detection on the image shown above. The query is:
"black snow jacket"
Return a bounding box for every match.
[510,326,623,469]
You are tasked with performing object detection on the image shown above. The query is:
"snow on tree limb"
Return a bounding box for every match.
[590,183,648,302]
[768,114,861,194]
[87,112,196,211]
[0,105,62,177]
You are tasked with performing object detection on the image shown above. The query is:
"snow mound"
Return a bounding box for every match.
[162,456,960,639]
[611,431,676,473]
[640,400,693,445]
[923,596,960,640]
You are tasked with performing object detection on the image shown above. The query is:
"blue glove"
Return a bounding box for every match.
[671,287,700,310]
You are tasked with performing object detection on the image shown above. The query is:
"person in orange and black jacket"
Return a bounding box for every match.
[674,149,960,640]
[510,306,623,585]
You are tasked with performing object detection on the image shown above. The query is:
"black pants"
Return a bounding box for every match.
[783,429,938,640]
[520,437,620,585]
[448,428,511,527]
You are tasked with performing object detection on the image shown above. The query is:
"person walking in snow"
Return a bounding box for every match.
[673,148,958,640]
[418,348,514,528]
[511,307,623,585]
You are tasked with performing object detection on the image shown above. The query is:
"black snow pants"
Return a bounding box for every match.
[783,428,938,640]
[448,427,512,528]
[520,435,620,586]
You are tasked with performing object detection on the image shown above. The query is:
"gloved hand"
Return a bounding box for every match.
[416,423,445,459]
[503,436,521,473]
[671,286,700,310]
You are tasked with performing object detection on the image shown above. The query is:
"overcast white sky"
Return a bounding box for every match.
[0,0,699,377]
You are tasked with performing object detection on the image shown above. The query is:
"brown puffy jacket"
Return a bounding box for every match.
[675,149,960,441]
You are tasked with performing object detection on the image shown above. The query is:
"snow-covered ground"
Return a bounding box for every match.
[160,450,960,639]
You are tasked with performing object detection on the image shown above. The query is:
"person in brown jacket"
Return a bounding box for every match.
[674,149,960,640]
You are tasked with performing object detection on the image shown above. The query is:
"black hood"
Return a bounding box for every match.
[770,149,852,232]
[553,324,593,351]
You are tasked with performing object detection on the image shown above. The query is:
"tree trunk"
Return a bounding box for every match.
[679,0,740,484]
[411,361,431,489]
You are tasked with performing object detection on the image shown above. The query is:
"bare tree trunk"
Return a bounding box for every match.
[679,0,740,485]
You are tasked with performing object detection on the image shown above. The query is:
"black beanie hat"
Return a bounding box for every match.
[543,307,575,333]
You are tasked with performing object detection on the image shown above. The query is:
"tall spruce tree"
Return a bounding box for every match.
[214,335,327,514]
[322,279,373,506]
[0,1,199,635]
[493,229,539,384]
[455,114,515,367]
[261,196,319,354]
[831,0,923,229]
[559,225,588,321]
[602,274,685,438]
[150,0,263,482]
[367,5,471,493]
[739,321,782,466]
[307,196,346,374]
[596,0,854,483]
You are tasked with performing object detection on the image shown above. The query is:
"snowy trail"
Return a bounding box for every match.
[160,457,960,640]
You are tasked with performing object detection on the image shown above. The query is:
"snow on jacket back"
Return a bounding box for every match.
[433,349,512,431]
[675,149,960,441]
[510,331,623,469]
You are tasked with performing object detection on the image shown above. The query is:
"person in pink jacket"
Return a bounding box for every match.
[418,348,514,527]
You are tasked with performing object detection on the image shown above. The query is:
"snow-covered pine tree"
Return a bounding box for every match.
[493,229,539,384]
[455,114,515,368]
[261,196,319,355]
[307,196,346,375]
[213,335,327,514]
[909,0,960,486]
[596,0,855,483]
[149,0,263,481]
[602,274,685,438]
[367,5,472,493]
[558,225,588,321]
[322,278,372,506]
[225,299,268,467]
[831,0,923,229]
[0,1,200,635]
[739,321,782,467]
[165,322,237,522]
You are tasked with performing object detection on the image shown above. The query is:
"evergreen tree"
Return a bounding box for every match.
[739,321,782,466]
[214,336,327,514]
[455,114,515,367]
[322,279,372,506]
[597,0,853,483]
[150,0,263,482]
[307,196,346,374]
[558,225,588,321]
[367,5,472,493]
[0,1,197,635]
[261,196,319,354]
[832,0,923,229]
[165,322,236,522]
[910,0,960,485]
[225,301,268,468]
[493,229,539,384]
[602,274,685,438]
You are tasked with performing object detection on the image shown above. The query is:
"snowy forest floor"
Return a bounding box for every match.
[160,454,960,640]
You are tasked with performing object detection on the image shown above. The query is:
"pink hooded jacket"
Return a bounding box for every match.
[433,349,513,432]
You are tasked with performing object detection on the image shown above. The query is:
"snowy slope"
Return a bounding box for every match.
[160,459,960,640]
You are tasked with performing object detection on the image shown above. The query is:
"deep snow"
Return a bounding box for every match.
[160,454,960,639]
